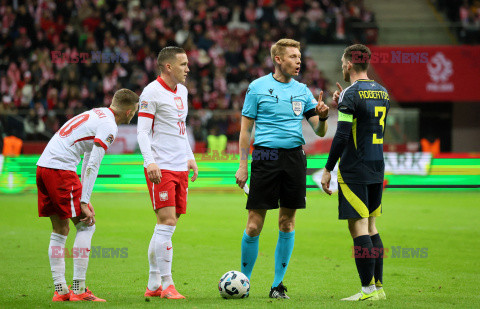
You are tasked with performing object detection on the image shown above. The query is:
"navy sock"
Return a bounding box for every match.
[370,233,384,287]
[353,235,375,286]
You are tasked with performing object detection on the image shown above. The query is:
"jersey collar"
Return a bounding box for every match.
[157,76,177,94]
[107,107,116,117]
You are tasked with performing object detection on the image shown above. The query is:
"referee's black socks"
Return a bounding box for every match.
[353,235,375,287]
[370,233,384,287]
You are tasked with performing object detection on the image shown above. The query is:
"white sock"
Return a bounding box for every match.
[147,227,161,291]
[72,222,95,294]
[376,286,383,291]
[154,224,176,289]
[49,232,68,294]
[362,284,376,294]
[161,275,174,289]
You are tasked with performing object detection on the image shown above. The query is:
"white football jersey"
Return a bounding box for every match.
[138,77,193,171]
[37,108,118,172]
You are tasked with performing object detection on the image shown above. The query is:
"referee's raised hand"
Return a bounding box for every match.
[315,91,329,119]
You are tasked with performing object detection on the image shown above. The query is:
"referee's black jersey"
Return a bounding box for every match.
[337,79,390,184]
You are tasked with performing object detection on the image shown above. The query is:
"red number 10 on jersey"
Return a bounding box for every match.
[177,121,186,135]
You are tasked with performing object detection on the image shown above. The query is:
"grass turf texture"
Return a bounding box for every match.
[1,191,479,308]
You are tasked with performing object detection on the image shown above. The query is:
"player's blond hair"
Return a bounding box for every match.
[111,89,138,110]
[270,38,301,64]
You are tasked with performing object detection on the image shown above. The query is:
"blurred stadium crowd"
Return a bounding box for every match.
[0,0,377,143]
[434,0,480,44]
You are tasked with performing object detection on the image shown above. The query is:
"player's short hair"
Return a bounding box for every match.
[270,38,301,64]
[157,46,186,72]
[343,44,371,72]
[111,89,138,110]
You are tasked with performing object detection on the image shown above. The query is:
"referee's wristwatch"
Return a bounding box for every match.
[319,116,329,121]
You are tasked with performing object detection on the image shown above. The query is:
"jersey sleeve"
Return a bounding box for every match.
[241,85,258,119]
[137,96,156,166]
[304,87,318,113]
[138,94,156,119]
[80,145,106,204]
[337,88,356,122]
[94,123,117,151]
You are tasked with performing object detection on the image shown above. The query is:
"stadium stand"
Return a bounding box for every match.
[0,0,377,146]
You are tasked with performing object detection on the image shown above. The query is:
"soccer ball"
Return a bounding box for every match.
[218,270,250,299]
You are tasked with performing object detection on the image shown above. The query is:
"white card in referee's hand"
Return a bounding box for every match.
[243,184,249,196]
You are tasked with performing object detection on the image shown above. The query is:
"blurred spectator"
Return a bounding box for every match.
[24,108,46,140]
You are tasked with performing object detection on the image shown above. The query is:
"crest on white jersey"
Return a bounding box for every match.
[174,97,184,110]
[292,101,302,116]
[140,101,148,110]
[159,191,168,201]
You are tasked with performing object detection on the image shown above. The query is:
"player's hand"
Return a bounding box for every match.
[188,159,198,182]
[315,91,329,119]
[147,163,162,184]
[321,169,333,195]
[332,82,343,104]
[235,166,248,189]
[80,202,96,226]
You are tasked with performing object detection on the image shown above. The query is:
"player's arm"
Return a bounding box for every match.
[80,143,106,225]
[81,151,91,185]
[306,90,329,137]
[321,86,354,195]
[235,116,255,189]
[136,101,162,184]
[184,129,198,182]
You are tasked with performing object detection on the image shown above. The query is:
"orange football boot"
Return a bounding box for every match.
[70,288,106,302]
[144,286,163,297]
[160,285,185,299]
[52,291,70,302]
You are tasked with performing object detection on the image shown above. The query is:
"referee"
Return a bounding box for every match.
[235,38,329,299]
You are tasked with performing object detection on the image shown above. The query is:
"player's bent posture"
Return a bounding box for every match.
[235,38,329,299]
[137,46,198,300]
[321,44,390,301]
[36,89,139,302]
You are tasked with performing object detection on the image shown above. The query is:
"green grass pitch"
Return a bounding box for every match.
[1,190,479,308]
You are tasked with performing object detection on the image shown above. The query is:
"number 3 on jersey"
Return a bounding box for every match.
[372,106,386,144]
[177,121,186,135]
[59,114,90,137]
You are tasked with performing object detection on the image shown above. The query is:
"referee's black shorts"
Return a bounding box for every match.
[246,146,306,210]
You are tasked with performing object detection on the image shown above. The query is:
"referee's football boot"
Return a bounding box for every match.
[269,282,289,299]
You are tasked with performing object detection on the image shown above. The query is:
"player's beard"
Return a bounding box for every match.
[343,69,350,83]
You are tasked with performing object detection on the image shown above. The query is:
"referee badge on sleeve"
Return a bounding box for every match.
[292,101,302,116]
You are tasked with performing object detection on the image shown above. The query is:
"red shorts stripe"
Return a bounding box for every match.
[144,168,189,214]
[138,112,154,119]
[94,138,108,151]
[36,166,82,220]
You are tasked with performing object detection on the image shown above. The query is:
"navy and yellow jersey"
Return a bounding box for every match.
[242,73,318,149]
[337,79,390,184]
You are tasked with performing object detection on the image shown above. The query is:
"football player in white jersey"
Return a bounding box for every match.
[36,89,139,302]
[137,46,198,299]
